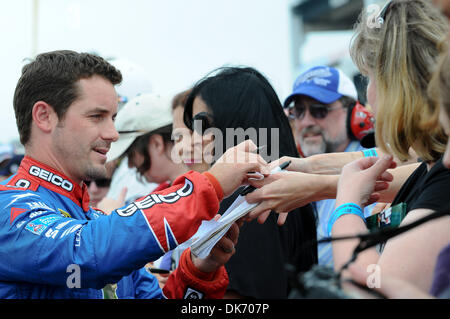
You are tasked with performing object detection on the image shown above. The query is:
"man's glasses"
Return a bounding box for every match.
[189,112,214,135]
[84,178,112,188]
[287,102,341,120]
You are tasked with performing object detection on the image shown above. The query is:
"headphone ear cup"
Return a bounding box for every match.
[348,101,375,141]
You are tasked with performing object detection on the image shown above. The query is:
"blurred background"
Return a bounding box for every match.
[0,0,384,149]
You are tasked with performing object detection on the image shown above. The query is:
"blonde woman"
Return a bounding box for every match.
[330,0,450,294]
[247,0,450,295]
[348,14,450,298]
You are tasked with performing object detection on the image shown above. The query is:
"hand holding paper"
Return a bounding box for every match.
[190,161,291,259]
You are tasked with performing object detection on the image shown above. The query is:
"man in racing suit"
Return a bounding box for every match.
[0,50,267,299]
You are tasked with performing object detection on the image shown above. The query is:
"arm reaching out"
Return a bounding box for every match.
[245,156,415,225]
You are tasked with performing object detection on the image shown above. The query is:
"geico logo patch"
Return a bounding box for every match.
[116,178,194,217]
[29,166,73,192]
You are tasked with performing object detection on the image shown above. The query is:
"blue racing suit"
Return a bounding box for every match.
[0,156,227,298]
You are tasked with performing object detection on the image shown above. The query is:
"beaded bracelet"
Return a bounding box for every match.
[362,148,378,158]
[327,203,365,237]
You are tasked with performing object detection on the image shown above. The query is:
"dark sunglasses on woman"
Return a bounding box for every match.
[84,178,112,188]
[189,112,214,135]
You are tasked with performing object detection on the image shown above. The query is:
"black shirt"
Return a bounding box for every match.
[220,190,317,298]
[391,158,450,213]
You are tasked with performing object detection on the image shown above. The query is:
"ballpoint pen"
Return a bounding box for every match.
[239,160,291,196]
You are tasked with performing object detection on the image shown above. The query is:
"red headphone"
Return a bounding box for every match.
[347,101,375,140]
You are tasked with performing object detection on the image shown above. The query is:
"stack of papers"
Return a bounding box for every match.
[189,194,258,258]
[183,161,291,259]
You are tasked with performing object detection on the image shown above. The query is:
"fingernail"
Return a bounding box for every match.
[247,172,264,180]
[253,145,266,154]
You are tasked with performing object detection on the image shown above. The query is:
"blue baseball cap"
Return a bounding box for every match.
[284,66,358,108]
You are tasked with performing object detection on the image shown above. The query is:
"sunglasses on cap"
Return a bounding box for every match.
[287,101,341,120]
[84,178,112,188]
[188,112,214,135]
[377,0,393,26]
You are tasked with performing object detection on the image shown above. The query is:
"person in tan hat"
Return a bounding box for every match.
[107,93,188,189]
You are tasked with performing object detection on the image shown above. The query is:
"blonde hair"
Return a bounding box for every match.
[350,0,448,162]
[428,44,450,122]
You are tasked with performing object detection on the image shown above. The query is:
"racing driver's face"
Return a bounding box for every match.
[51,75,119,184]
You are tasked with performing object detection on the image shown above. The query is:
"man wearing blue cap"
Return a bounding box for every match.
[283,65,373,268]
[284,65,360,157]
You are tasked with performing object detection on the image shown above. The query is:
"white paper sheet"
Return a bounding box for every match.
[190,195,259,258]
[184,162,290,259]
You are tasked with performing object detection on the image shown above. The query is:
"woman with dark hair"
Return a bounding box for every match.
[183,66,317,298]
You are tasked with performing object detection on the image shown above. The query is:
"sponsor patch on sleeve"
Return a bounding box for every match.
[25,215,63,236]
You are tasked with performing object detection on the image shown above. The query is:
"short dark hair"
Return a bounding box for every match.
[13,50,122,145]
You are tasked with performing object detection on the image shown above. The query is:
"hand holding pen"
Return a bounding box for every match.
[241,160,292,196]
[244,160,310,226]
